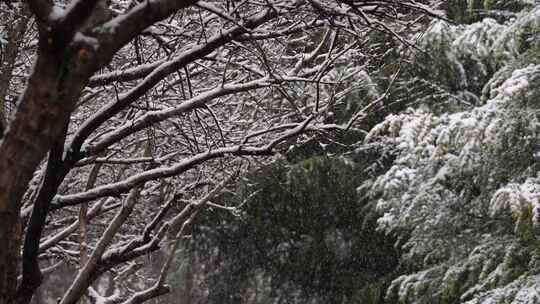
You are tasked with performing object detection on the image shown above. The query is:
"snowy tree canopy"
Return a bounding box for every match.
[4,0,540,303]
[361,4,540,303]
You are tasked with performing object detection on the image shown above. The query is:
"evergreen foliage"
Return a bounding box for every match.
[191,157,399,304]
[443,0,535,24]
[361,5,540,303]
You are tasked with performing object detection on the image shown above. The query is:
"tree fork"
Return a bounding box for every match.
[0,40,96,304]
[16,121,70,304]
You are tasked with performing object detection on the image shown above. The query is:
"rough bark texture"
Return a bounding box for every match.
[16,124,69,304]
[0,9,30,300]
[0,42,91,304]
[0,210,22,304]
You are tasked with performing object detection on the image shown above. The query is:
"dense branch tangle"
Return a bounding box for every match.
[0,0,436,303]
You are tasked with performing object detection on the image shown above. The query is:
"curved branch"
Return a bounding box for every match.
[54,116,312,209]
[68,8,278,163]
[84,78,272,156]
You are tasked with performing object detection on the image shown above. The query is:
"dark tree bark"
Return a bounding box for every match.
[16,122,69,304]
[0,48,89,304]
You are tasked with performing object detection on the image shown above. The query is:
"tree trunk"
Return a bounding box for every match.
[0,210,22,304]
[0,40,93,303]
